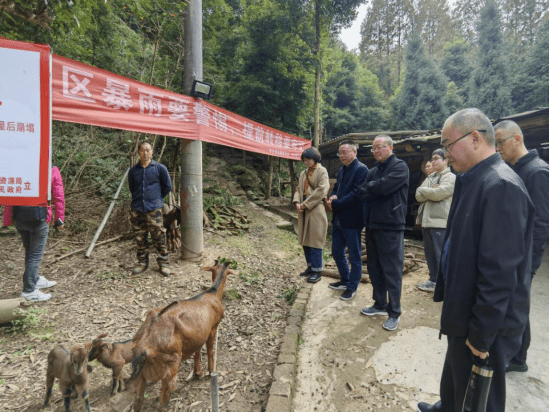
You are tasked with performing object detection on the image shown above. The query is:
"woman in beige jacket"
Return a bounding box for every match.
[292,147,330,283]
[415,149,456,292]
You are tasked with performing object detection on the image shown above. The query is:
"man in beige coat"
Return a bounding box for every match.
[293,147,330,283]
[415,148,456,292]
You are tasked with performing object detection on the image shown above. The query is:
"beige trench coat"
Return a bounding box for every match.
[292,165,330,249]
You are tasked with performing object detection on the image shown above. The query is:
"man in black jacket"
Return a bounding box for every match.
[417,109,535,412]
[494,119,549,373]
[326,141,369,300]
[357,135,409,331]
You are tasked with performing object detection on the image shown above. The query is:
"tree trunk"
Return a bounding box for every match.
[266,155,274,199]
[313,0,321,148]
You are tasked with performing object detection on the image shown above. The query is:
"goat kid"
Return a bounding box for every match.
[44,343,93,412]
[87,333,133,395]
[162,204,181,252]
[130,261,234,412]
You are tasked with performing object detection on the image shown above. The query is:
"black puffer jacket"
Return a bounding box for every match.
[358,154,409,231]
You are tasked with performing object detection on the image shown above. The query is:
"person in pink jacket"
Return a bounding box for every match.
[3,166,65,301]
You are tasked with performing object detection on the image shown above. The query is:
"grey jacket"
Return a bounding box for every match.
[415,168,456,228]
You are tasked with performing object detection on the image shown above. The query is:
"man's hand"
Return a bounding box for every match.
[466,339,489,359]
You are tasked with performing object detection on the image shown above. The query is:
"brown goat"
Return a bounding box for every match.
[44,343,93,412]
[130,260,234,412]
[87,333,133,395]
[162,204,181,252]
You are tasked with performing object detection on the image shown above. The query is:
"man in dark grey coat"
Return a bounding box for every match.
[495,120,549,373]
[357,135,409,332]
[417,109,534,412]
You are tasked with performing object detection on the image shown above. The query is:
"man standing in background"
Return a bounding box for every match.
[129,141,173,276]
[326,141,369,301]
[418,108,534,412]
[494,120,549,373]
[358,135,409,331]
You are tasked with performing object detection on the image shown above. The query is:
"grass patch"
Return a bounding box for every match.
[224,289,241,300]
[279,285,298,305]
[239,271,261,286]
[9,307,46,334]
[95,270,127,281]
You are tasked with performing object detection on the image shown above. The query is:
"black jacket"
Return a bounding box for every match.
[330,158,369,229]
[512,149,549,265]
[358,154,409,231]
[434,154,534,352]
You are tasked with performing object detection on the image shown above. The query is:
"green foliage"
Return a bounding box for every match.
[95,270,128,281]
[441,38,472,100]
[224,289,241,300]
[468,0,512,118]
[323,44,388,138]
[203,187,243,211]
[393,32,448,130]
[511,15,549,111]
[217,257,239,270]
[9,307,45,334]
[239,271,261,285]
[444,82,465,115]
[278,285,298,305]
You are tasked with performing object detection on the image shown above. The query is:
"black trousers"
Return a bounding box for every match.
[439,334,521,412]
[366,229,404,318]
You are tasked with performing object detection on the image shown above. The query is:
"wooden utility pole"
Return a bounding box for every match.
[181,0,203,260]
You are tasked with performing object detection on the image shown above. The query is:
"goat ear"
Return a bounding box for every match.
[97,333,108,339]
[227,269,238,276]
[84,341,93,353]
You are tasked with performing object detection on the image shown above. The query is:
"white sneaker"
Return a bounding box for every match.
[20,289,52,301]
[36,276,57,289]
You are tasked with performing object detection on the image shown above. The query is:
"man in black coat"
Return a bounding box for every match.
[326,141,369,301]
[417,109,535,412]
[494,119,549,373]
[357,135,409,332]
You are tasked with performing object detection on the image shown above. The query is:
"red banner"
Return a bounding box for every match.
[52,55,310,160]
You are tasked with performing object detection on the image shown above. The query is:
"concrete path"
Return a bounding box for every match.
[287,249,549,411]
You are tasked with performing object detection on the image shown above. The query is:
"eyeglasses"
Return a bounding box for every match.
[370,145,389,153]
[495,136,514,148]
[442,130,486,153]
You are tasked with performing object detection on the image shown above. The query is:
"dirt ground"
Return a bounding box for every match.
[0,198,306,412]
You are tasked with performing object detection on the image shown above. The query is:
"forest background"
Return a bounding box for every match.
[0,0,548,204]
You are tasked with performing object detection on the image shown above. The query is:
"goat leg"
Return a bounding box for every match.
[133,375,147,412]
[62,386,72,412]
[193,350,204,379]
[44,374,55,407]
[206,330,217,374]
[159,375,178,412]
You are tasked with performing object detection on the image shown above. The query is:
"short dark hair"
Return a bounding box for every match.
[339,140,357,151]
[138,141,152,151]
[432,148,446,159]
[301,147,321,163]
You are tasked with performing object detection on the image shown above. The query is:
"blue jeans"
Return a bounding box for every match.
[422,228,445,282]
[332,224,363,291]
[15,220,49,293]
[303,246,323,271]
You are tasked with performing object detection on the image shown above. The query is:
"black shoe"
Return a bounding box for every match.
[300,267,313,277]
[307,272,322,283]
[340,289,357,300]
[506,362,528,373]
[417,401,442,412]
[328,281,347,290]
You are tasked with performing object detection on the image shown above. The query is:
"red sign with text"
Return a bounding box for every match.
[0,38,51,206]
[52,55,310,160]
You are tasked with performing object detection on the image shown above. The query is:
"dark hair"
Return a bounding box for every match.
[138,141,152,151]
[339,140,357,150]
[432,148,446,159]
[301,147,321,163]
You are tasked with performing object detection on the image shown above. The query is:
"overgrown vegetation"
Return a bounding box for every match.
[9,307,46,334]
